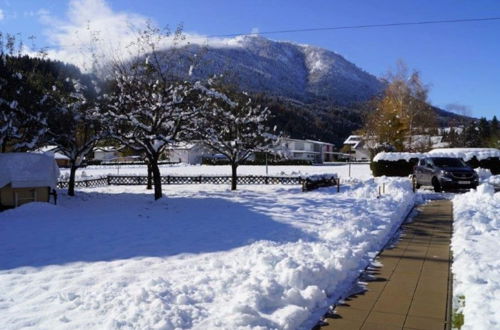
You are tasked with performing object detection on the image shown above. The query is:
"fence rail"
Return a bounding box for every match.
[57,177,108,189]
[58,175,338,191]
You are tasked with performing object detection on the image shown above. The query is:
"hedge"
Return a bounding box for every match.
[371,158,419,177]
[371,156,500,177]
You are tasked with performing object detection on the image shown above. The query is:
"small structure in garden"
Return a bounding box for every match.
[0,153,60,209]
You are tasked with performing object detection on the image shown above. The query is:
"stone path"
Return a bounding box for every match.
[320,200,453,330]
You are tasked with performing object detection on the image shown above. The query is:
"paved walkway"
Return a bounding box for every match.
[320,200,453,330]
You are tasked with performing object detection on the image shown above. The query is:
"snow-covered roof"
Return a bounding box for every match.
[34,146,70,160]
[428,148,500,161]
[167,142,203,150]
[0,153,60,189]
[305,139,335,146]
[94,146,119,152]
[343,135,365,149]
[343,135,362,144]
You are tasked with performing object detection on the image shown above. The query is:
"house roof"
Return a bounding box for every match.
[0,153,60,189]
[167,141,204,150]
[35,146,70,160]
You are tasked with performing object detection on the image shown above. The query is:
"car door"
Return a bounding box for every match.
[422,158,435,185]
[415,158,427,184]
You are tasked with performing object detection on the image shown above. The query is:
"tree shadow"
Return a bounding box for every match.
[0,190,315,270]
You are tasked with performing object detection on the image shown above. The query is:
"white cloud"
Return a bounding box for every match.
[251,27,259,35]
[0,9,5,21]
[39,0,243,71]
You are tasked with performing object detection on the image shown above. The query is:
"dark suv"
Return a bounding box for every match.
[413,157,479,192]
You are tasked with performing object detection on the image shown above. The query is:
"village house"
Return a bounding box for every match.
[342,135,371,161]
[164,141,210,164]
[36,145,71,167]
[279,138,336,164]
[0,153,59,209]
[92,146,122,162]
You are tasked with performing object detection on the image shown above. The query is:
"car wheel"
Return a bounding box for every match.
[432,177,442,192]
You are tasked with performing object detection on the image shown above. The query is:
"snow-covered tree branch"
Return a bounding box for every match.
[46,78,103,196]
[195,84,277,190]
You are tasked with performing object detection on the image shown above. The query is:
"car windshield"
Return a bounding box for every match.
[431,157,467,168]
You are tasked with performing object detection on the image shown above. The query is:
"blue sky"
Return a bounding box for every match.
[1,0,499,119]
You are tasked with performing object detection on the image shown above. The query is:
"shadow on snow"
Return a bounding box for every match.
[0,190,314,270]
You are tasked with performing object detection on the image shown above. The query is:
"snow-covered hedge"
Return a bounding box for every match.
[452,184,500,329]
[371,152,420,177]
[372,149,500,177]
[428,148,500,162]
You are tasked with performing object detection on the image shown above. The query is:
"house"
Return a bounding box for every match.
[36,146,71,167]
[278,138,336,163]
[164,141,210,164]
[343,135,371,161]
[307,139,336,163]
[92,146,122,162]
[0,153,60,209]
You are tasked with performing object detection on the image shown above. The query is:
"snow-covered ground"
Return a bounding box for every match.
[60,163,372,181]
[0,177,413,329]
[452,183,500,329]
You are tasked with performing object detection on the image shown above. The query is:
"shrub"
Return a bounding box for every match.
[371,158,419,177]
[474,157,500,175]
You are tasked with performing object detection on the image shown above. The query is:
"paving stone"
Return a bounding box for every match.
[321,200,452,330]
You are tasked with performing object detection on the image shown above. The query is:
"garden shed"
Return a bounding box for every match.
[0,153,60,209]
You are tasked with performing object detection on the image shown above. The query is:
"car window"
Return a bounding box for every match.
[431,157,467,168]
[419,159,426,166]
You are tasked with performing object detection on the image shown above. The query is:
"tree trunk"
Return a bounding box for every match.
[146,163,152,190]
[68,162,77,197]
[231,162,238,191]
[149,156,162,200]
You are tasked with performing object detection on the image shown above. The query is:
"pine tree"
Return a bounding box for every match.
[477,117,491,147]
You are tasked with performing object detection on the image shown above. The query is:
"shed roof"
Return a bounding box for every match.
[0,153,60,189]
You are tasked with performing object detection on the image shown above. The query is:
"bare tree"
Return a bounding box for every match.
[195,83,277,190]
[46,79,103,196]
[101,24,201,200]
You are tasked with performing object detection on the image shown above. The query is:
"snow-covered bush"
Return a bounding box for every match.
[371,152,421,177]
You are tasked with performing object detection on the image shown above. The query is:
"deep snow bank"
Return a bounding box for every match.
[452,184,500,329]
[0,178,414,329]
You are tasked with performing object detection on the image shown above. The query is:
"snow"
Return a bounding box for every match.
[59,163,373,181]
[373,152,423,162]
[429,148,500,161]
[0,153,60,189]
[0,178,414,329]
[374,148,500,162]
[451,184,500,329]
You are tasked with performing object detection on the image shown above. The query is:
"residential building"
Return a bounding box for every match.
[343,135,370,161]
[164,141,210,164]
[279,138,336,163]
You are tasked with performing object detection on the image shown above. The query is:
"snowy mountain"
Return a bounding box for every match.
[168,35,384,105]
